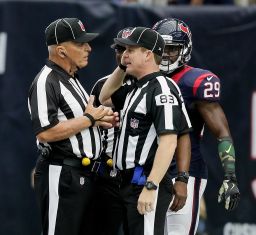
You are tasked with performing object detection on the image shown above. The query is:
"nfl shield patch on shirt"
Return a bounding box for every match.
[130,118,139,129]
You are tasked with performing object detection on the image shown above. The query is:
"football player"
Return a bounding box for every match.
[153,18,240,235]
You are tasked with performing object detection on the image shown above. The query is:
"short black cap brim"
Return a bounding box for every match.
[110,38,127,49]
[74,33,99,43]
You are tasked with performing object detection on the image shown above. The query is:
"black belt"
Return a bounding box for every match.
[116,168,136,184]
[48,156,101,172]
[116,167,150,185]
[38,146,101,172]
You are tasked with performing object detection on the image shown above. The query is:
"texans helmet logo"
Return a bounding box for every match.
[179,23,190,35]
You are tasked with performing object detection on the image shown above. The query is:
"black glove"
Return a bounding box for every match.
[218,176,240,211]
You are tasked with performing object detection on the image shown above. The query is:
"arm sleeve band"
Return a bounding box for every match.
[218,137,236,177]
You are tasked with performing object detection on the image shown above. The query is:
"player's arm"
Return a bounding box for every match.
[196,101,234,176]
[197,101,230,137]
[196,101,240,210]
[170,133,191,211]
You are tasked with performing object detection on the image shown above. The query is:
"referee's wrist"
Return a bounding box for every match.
[84,113,95,127]
[119,63,127,72]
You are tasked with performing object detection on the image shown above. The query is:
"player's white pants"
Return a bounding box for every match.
[164,176,207,235]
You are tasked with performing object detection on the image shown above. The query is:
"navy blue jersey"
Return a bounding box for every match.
[168,65,221,179]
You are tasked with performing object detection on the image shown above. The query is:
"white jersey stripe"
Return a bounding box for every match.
[134,93,147,114]
[139,124,156,165]
[57,108,80,157]
[37,66,52,127]
[117,114,127,169]
[126,135,139,169]
[157,75,174,129]
[117,88,141,169]
[60,81,84,117]
[76,79,90,101]
[80,129,93,157]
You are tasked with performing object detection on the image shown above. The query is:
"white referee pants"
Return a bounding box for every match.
[164,177,207,235]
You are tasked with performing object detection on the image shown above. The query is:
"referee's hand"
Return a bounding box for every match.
[97,111,119,128]
[137,188,156,215]
[85,96,119,128]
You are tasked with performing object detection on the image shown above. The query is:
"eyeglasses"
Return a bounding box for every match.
[114,45,126,54]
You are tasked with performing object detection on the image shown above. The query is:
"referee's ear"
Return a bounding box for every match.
[56,45,67,58]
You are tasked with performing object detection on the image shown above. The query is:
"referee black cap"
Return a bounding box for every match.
[111,27,134,49]
[45,18,99,46]
[114,27,165,57]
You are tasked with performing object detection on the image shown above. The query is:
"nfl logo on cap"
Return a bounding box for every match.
[78,20,85,32]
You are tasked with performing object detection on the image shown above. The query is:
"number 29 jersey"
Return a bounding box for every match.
[168,65,221,179]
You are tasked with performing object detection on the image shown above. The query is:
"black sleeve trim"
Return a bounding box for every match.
[34,119,60,136]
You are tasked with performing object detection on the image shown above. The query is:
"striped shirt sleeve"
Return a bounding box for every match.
[147,76,191,135]
[28,68,59,135]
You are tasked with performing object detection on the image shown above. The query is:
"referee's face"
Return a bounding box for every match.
[123,45,147,79]
[62,41,92,70]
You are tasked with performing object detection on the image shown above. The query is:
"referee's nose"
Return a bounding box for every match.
[84,43,91,53]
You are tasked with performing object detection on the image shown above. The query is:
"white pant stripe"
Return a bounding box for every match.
[48,165,62,235]
[144,187,159,235]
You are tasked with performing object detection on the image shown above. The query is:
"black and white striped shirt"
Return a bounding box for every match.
[28,60,102,159]
[111,71,192,170]
[91,74,136,158]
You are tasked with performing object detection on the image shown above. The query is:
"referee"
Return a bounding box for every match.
[90,28,136,235]
[99,27,192,235]
[28,18,117,235]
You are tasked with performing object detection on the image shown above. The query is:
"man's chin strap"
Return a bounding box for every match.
[160,56,181,74]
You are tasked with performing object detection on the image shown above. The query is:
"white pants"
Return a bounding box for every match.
[164,177,207,235]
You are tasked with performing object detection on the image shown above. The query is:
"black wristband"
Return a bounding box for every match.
[175,172,189,184]
[119,63,127,72]
[84,113,95,127]
[175,176,188,184]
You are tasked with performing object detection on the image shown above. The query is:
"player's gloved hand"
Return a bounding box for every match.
[218,175,240,211]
